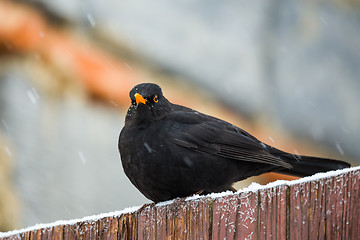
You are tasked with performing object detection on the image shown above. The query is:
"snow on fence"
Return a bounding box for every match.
[1,166,359,239]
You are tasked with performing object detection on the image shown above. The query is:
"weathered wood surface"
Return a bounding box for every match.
[1,168,359,240]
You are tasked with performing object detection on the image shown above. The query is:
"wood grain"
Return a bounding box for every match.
[1,168,359,240]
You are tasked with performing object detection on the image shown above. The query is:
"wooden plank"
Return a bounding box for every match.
[165,199,188,239]
[98,216,119,240]
[185,198,211,240]
[259,185,287,240]
[324,176,335,240]
[138,204,156,240]
[40,227,53,240]
[52,225,64,240]
[137,198,212,239]
[323,174,345,239]
[309,177,326,240]
[73,222,86,239]
[154,204,167,239]
[82,220,99,239]
[300,182,311,239]
[29,229,41,240]
[118,212,137,240]
[2,232,28,240]
[212,191,258,240]
[1,168,359,240]
[212,194,239,240]
[342,171,352,240]
[325,171,353,240]
[349,170,360,240]
[234,191,258,240]
[63,224,76,240]
[332,174,344,239]
[289,181,311,240]
[275,186,287,240]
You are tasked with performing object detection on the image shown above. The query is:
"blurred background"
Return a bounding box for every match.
[0,0,359,231]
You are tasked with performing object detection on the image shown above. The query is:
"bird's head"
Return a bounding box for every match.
[125,83,172,126]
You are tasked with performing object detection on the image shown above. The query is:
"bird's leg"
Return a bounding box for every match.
[229,186,237,192]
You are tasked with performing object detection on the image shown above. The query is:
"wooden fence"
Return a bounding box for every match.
[1,167,359,239]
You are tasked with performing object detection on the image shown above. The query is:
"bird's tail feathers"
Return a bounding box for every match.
[272,150,350,177]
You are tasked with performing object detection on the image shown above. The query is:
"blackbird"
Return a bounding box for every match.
[119,83,350,202]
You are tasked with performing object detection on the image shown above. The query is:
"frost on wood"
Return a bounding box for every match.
[1,166,359,239]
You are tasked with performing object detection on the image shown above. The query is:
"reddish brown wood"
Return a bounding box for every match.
[73,223,85,239]
[348,170,360,240]
[52,225,64,240]
[63,224,75,239]
[29,229,41,240]
[324,176,338,240]
[165,199,189,239]
[289,181,311,240]
[118,212,137,240]
[341,172,352,240]
[21,231,30,240]
[1,168,359,240]
[300,182,311,239]
[154,204,167,239]
[151,198,212,239]
[185,198,211,240]
[308,178,326,240]
[275,186,287,240]
[138,204,156,240]
[259,185,287,240]
[40,227,53,240]
[234,191,258,240]
[82,220,99,239]
[98,216,119,240]
[212,194,239,240]
[325,172,355,240]
[2,232,27,240]
[136,197,212,239]
[212,191,259,240]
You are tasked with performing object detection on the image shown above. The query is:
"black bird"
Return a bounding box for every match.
[119,83,350,202]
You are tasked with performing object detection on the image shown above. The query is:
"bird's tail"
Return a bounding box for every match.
[271,149,350,177]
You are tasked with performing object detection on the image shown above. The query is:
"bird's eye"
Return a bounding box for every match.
[153,95,158,103]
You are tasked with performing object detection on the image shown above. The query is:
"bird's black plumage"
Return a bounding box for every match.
[119,83,350,202]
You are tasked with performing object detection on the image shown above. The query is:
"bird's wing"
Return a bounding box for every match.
[166,111,292,168]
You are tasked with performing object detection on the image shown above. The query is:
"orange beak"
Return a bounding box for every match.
[134,93,147,105]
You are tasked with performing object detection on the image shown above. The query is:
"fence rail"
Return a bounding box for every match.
[1,167,359,239]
